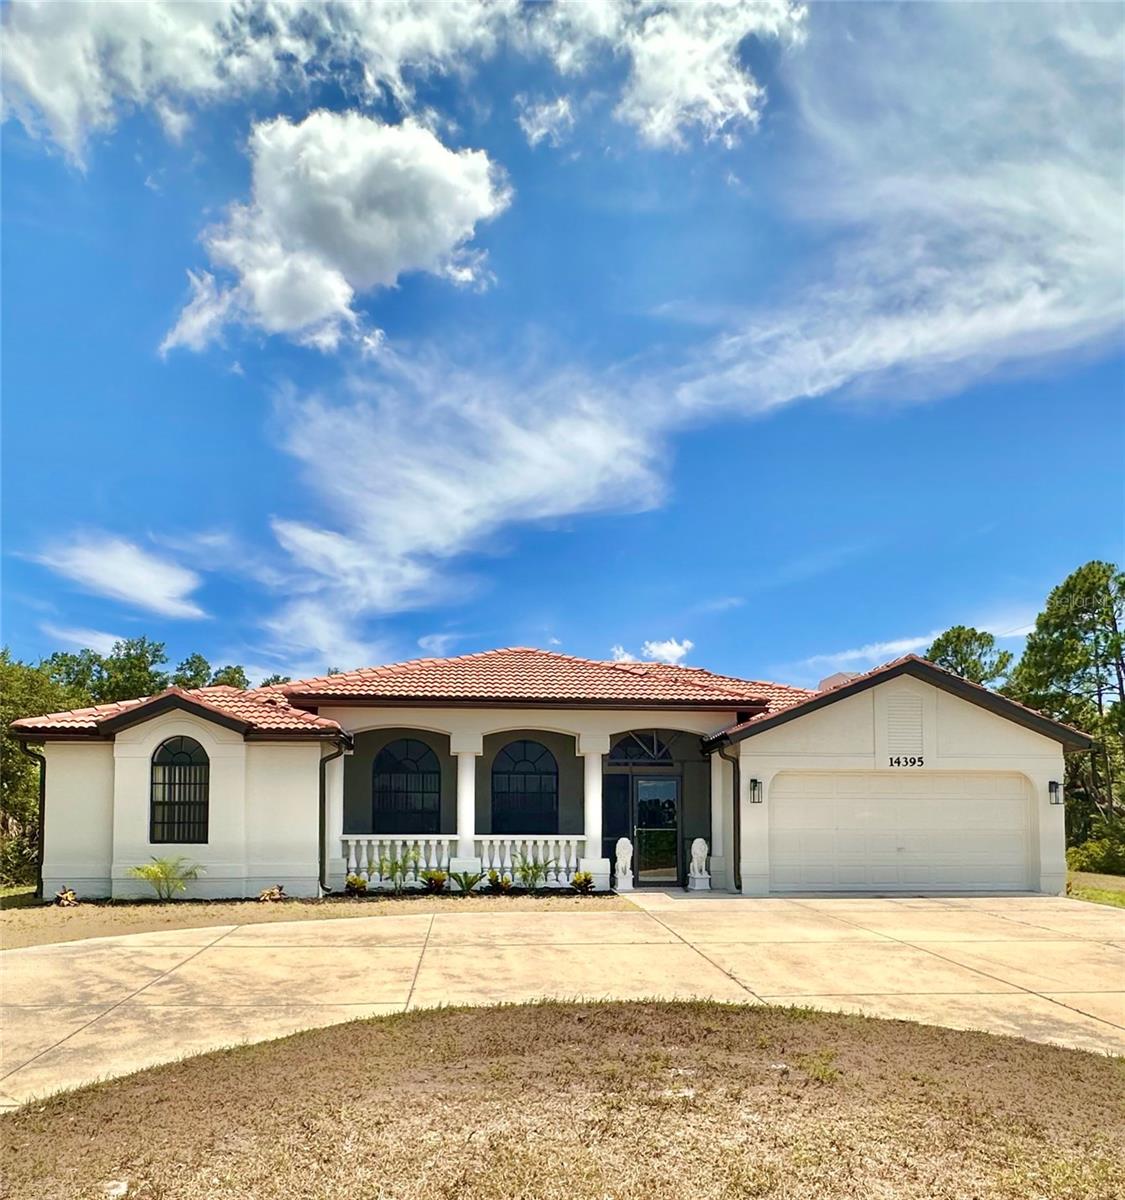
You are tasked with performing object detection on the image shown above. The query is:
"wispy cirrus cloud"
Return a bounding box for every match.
[35,534,206,619]
[39,623,123,656]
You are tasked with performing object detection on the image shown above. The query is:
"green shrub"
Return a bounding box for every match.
[379,844,421,895]
[344,873,368,895]
[513,851,555,891]
[449,870,484,895]
[0,830,37,886]
[126,856,203,900]
[420,869,448,893]
[571,871,595,895]
[1066,817,1125,876]
[487,868,514,894]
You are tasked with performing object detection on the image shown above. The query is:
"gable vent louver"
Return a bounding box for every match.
[886,693,924,757]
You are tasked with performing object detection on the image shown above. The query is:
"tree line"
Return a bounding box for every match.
[924,560,1123,846]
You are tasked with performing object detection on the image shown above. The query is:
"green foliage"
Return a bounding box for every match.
[126,856,203,900]
[487,868,514,894]
[209,664,250,689]
[344,873,368,894]
[420,869,448,893]
[0,648,90,885]
[925,625,1012,686]
[171,653,212,689]
[512,851,555,891]
[796,1049,841,1085]
[570,870,595,895]
[1006,561,1125,840]
[259,674,291,687]
[379,844,421,895]
[449,870,484,895]
[1066,818,1125,876]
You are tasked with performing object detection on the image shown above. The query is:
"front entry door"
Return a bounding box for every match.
[634,777,680,885]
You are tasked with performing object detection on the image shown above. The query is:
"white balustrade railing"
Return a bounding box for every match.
[342,836,452,886]
[475,836,586,886]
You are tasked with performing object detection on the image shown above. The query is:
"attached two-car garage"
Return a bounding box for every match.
[768,771,1033,893]
[709,656,1089,896]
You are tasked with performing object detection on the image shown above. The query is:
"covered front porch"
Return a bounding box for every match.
[326,725,731,891]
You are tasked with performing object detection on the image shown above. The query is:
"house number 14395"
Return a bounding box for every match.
[888,756,924,767]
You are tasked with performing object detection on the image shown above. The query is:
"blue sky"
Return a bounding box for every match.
[2,2,1122,687]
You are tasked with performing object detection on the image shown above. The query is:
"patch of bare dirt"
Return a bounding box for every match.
[3,1002,1122,1200]
[0,892,633,949]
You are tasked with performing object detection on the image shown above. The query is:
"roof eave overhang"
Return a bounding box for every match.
[283,695,769,712]
[704,660,1093,752]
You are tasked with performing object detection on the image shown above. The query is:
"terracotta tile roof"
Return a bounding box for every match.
[270,647,815,709]
[11,685,344,739]
[705,654,1092,748]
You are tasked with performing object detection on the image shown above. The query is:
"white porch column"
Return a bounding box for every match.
[709,751,728,890]
[451,732,483,865]
[325,749,348,890]
[578,734,611,889]
[739,759,774,896]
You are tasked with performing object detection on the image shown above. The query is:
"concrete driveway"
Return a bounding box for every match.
[2,894,1122,1106]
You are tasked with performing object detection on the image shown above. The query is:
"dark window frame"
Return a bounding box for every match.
[150,736,210,844]
[608,730,674,765]
[372,738,442,834]
[490,739,559,835]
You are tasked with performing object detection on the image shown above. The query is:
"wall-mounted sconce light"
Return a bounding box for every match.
[1048,781,1062,805]
[748,778,763,804]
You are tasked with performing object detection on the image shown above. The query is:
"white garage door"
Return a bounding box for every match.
[769,772,1032,892]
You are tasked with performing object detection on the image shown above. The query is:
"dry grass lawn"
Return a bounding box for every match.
[3,1001,1123,1200]
[0,891,632,949]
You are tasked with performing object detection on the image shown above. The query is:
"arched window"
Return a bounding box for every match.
[373,738,441,834]
[608,731,673,765]
[150,736,209,844]
[491,739,558,835]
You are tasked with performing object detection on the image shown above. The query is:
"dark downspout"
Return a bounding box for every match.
[19,742,47,900]
[318,738,349,895]
[717,743,741,893]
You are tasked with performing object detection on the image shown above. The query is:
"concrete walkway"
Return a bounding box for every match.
[2,894,1122,1106]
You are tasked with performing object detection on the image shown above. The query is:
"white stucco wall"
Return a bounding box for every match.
[41,742,115,897]
[245,742,322,894]
[736,675,1067,896]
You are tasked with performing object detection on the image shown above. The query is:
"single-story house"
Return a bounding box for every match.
[11,647,1090,899]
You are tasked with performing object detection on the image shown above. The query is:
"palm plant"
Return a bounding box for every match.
[126,856,203,900]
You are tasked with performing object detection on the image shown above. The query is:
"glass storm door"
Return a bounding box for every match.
[634,777,680,885]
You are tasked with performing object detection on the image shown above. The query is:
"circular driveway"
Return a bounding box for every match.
[2,893,1122,1106]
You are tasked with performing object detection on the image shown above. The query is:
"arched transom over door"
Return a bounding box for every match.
[491,739,559,835]
[372,738,441,834]
[608,731,674,765]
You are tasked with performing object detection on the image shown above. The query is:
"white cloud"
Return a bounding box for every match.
[526,0,804,147]
[1,0,515,164]
[2,0,802,163]
[417,633,461,656]
[36,534,206,619]
[258,353,661,661]
[39,623,122,656]
[162,111,510,353]
[674,4,1124,417]
[611,637,694,665]
[516,95,574,147]
[641,637,694,665]
[797,633,938,675]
